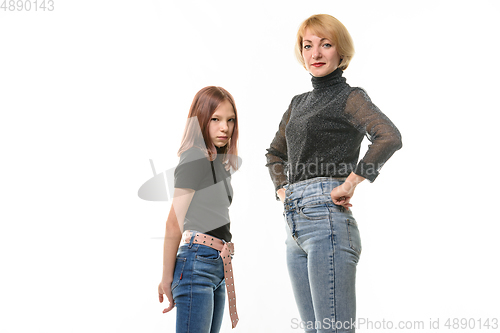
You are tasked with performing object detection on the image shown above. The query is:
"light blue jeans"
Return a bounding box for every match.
[171,233,226,333]
[284,177,362,333]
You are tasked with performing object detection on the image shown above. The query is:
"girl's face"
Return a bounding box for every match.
[302,28,341,77]
[209,100,236,148]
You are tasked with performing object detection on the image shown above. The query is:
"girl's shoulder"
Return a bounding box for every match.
[179,147,209,164]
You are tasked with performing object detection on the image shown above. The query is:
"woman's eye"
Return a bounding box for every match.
[323,43,332,48]
[303,44,311,49]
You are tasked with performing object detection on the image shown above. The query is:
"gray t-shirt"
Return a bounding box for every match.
[174,147,232,242]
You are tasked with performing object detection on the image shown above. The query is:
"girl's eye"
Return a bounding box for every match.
[211,118,218,121]
[228,118,235,122]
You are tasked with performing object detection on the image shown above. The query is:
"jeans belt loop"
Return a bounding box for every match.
[187,231,196,248]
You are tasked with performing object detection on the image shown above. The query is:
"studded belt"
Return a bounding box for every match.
[182,230,239,329]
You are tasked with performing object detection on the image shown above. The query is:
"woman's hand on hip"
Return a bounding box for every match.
[330,173,366,209]
[277,188,286,203]
[330,184,355,209]
[158,279,175,313]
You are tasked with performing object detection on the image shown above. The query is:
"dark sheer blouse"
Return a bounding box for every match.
[265,68,402,199]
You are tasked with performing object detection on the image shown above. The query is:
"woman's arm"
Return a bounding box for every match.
[266,105,292,200]
[332,89,401,208]
[158,188,195,313]
[345,88,402,182]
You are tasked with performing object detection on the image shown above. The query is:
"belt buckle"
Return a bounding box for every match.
[225,241,235,257]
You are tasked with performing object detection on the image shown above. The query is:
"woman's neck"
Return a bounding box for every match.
[311,67,345,90]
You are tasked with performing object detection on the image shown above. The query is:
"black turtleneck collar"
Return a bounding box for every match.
[311,67,346,90]
[216,146,226,155]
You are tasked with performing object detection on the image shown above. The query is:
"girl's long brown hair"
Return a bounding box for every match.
[178,86,239,170]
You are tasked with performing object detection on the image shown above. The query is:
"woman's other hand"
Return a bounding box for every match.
[330,184,354,209]
[158,279,175,313]
[277,188,286,203]
[330,173,365,209]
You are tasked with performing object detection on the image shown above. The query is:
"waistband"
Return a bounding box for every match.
[284,177,347,210]
[181,230,239,329]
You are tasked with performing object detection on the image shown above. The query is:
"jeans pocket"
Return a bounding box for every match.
[195,246,221,264]
[298,204,330,220]
[171,257,187,292]
[347,218,362,255]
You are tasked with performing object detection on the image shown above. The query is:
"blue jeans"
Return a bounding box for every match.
[171,233,226,333]
[284,177,362,333]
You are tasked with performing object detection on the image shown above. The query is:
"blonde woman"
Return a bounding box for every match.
[266,14,402,332]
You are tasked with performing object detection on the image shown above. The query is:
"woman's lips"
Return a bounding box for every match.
[312,62,326,67]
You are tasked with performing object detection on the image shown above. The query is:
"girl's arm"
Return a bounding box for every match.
[158,188,195,313]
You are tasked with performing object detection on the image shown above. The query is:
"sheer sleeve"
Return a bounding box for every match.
[344,88,402,182]
[265,104,292,200]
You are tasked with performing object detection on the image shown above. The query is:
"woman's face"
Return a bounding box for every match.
[209,100,236,148]
[302,29,341,77]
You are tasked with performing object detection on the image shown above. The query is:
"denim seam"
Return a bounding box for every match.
[286,213,297,239]
[171,258,187,292]
[347,218,362,255]
[299,202,334,220]
[187,246,198,333]
[329,211,338,327]
[195,248,222,264]
[290,215,307,252]
[215,274,226,290]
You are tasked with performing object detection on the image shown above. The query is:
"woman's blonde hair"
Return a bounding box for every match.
[178,86,239,170]
[294,14,355,71]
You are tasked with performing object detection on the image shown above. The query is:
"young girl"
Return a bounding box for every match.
[158,86,240,332]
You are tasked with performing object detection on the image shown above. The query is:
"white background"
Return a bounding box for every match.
[1,0,499,332]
